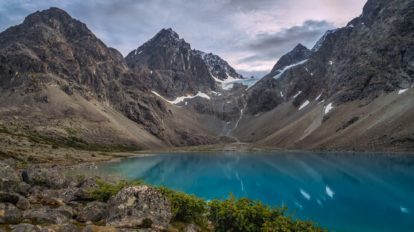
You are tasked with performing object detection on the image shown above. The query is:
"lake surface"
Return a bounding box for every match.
[101,151,414,232]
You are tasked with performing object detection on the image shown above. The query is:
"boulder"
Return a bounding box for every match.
[45,223,79,232]
[0,192,20,204]
[75,177,98,200]
[10,223,43,232]
[184,224,202,232]
[0,203,22,224]
[82,225,118,232]
[22,167,67,189]
[16,197,30,210]
[77,201,107,223]
[15,182,31,197]
[106,186,172,230]
[23,206,71,224]
[0,161,20,191]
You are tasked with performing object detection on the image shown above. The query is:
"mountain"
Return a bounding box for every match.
[193,50,243,81]
[235,0,414,151]
[0,0,413,154]
[125,28,244,99]
[245,44,312,115]
[270,43,312,75]
[0,8,221,153]
[125,28,216,99]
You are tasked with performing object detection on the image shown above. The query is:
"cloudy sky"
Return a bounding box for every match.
[0,0,366,77]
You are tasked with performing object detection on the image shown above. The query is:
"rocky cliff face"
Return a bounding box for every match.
[270,44,312,74]
[246,44,312,115]
[193,50,243,81]
[0,7,127,98]
[125,28,216,98]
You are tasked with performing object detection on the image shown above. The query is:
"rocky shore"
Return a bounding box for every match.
[0,159,187,232]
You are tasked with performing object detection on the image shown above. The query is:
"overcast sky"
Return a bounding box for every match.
[0,0,366,77]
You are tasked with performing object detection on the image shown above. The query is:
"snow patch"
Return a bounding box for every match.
[315,93,322,101]
[329,60,334,65]
[324,103,333,115]
[152,91,210,105]
[293,91,302,99]
[280,91,284,97]
[299,100,310,110]
[300,189,311,200]
[273,59,308,80]
[398,88,409,95]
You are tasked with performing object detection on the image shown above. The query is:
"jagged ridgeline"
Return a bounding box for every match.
[0,0,413,156]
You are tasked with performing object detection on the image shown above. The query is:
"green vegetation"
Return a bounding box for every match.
[90,178,143,202]
[87,179,325,231]
[157,187,208,226]
[209,195,324,232]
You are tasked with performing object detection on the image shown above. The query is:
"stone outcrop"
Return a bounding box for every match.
[0,160,174,231]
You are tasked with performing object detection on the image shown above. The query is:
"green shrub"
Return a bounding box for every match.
[90,179,143,202]
[208,195,324,232]
[157,187,208,226]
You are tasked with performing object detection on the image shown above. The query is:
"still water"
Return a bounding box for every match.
[101,152,414,232]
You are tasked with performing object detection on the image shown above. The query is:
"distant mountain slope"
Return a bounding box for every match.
[236,0,414,151]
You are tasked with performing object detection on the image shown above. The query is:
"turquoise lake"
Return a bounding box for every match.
[101,152,414,232]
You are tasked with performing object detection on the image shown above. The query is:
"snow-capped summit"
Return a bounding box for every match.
[193,50,243,81]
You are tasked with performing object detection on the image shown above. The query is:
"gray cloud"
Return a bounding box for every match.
[239,20,334,64]
[0,0,365,74]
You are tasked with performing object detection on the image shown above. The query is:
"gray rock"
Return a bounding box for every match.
[0,191,20,204]
[184,224,201,232]
[0,161,20,191]
[16,197,30,210]
[75,177,98,200]
[0,203,22,224]
[15,182,31,197]
[77,201,107,223]
[22,167,67,189]
[23,206,71,224]
[10,223,43,232]
[106,186,172,230]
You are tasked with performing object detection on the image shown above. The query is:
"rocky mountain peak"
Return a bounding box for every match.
[193,50,243,81]
[156,28,180,40]
[270,43,312,73]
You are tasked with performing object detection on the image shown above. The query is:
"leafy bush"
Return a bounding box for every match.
[90,179,143,202]
[157,187,208,226]
[208,195,324,232]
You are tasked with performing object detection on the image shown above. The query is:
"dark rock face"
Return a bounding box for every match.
[0,7,127,96]
[193,50,243,81]
[247,0,414,114]
[125,28,216,98]
[270,44,312,74]
[107,186,172,230]
[246,44,312,115]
